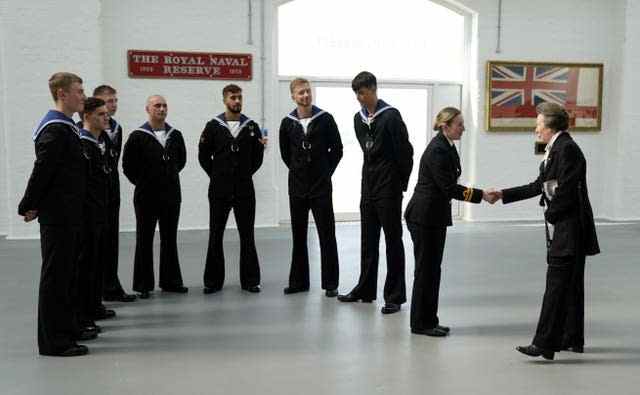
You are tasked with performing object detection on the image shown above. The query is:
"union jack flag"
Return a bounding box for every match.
[488,62,601,130]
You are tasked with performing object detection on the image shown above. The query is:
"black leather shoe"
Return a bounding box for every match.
[284,286,309,295]
[51,344,89,357]
[325,289,338,297]
[104,293,137,302]
[381,303,401,314]
[162,286,189,293]
[411,327,448,337]
[337,293,373,303]
[94,308,116,320]
[76,329,98,341]
[138,291,151,299]
[83,325,101,334]
[243,285,261,293]
[516,344,555,360]
[562,344,584,353]
[203,286,222,294]
[437,325,451,334]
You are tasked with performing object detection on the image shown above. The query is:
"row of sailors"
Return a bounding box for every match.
[20,71,598,361]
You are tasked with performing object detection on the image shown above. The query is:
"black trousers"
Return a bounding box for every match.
[533,254,584,351]
[407,222,447,330]
[204,195,260,289]
[103,201,125,297]
[287,194,339,291]
[132,201,184,292]
[563,254,585,347]
[77,222,106,325]
[38,225,82,355]
[349,197,406,304]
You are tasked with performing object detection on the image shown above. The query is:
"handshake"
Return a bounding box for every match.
[482,189,503,204]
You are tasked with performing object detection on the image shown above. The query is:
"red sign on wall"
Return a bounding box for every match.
[127,50,252,81]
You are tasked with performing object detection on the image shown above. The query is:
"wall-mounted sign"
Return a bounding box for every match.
[128,50,252,81]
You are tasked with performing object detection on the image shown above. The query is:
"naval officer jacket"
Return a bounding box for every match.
[404,131,482,227]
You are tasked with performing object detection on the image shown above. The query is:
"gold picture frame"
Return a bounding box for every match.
[486,61,603,132]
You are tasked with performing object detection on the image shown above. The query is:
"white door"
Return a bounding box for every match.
[275,79,462,223]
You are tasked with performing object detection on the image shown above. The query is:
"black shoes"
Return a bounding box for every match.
[243,285,261,293]
[104,293,137,302]
[94,308,116,320]
[138,291,151,299]
[284,286,309,295]
[83,324,101,334]
[42,344,89,357]
[411,327,448,337]
[337,293,373,303]
[162,286,189,293]
[325,289,338,298]
[437,325,450,334]
[562,344,584,353]
[76,329,98,341]
[381,303,401,314]
[203,286,222,294]
[516,344,555,360]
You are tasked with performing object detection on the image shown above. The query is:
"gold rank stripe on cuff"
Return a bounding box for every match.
[463,187,473,202]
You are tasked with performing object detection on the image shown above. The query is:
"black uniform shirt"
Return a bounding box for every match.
[279,106,343,198]
[79,129,111,224]
[122,122,187,205]
[19,110,86,225]
[354,100,413,200]
[198,113,264,200]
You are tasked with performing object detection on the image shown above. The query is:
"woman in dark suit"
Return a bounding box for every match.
[404,107,491,337]
[495,102,599,360]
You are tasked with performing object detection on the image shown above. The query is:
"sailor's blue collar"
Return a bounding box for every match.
[287,105,324,120]
[32,110,79,141]
[359,100,393,122]
[138,121,173,133]
[215,113,250,124]
[213,113,252,131]
[79,129,102,144]
[109,117,120,131]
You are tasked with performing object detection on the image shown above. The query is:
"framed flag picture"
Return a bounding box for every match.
[486,61,603,131]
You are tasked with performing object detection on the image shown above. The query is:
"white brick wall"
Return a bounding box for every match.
[0,0,8,235]
[611,0,640,220]
[1,0,102,238]
[0,0,637,239]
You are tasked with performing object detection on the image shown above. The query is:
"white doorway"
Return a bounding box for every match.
[275,79,462,223]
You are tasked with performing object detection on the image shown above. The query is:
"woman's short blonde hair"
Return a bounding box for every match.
[433,107,461,131]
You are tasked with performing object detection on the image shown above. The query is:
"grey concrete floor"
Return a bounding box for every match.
[1,221,639,395]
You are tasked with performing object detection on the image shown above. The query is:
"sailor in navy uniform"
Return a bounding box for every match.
[122,95,188,299]
[199,84,264,294]
[93,85,136,302]
[404,107,487,337]
[279,78,343,297]
[338,72,413,315]
[494,103,599,360]
[77,98,113,332]
[18,72,89,356]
